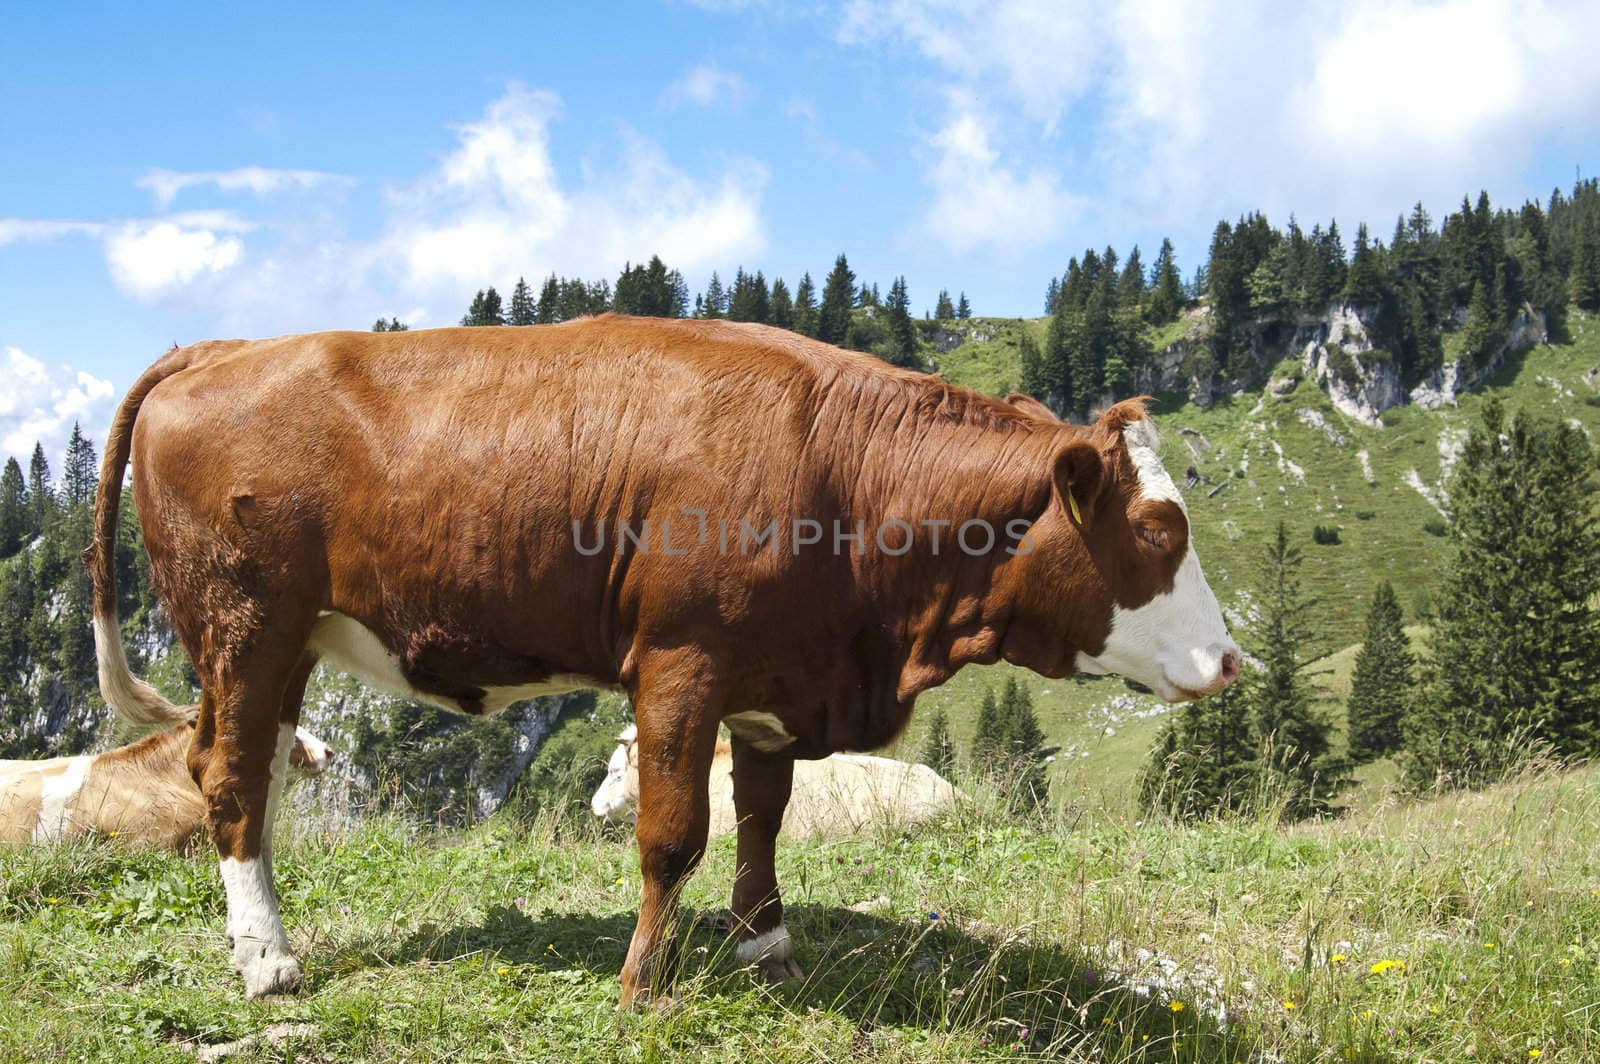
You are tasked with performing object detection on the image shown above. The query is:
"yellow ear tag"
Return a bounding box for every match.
[1067,484,1083,525]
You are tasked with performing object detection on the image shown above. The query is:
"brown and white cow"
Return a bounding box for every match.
[0,723,329,848]
[591,725,961,840]
[85,316,1237,1003]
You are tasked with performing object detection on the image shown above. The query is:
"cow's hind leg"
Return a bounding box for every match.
[188,630,316,998]
[730,738,803,982]
[619,652,721,1009]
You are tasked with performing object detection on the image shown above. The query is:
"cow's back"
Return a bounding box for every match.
[129,317,920,706]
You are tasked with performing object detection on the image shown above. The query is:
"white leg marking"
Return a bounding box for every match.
[222,725,300,998]
[735,923,794,966]
[33,758,90,842]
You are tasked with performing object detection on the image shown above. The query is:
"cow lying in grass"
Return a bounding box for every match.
[0,723,330,849]
[591,724,960,840]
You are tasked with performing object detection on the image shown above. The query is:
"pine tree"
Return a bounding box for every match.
[370,317,409,332]
[1251,521,1350,818]
[1459,277,1505,375]
[702,272,727,319]
[26,444,53,535]
[60,424,96,510]
[883,276,919,368]
[934,289,955,321]
[1140,680,1257,820]
[920,706,956,780]
[998,677,1049,813]
[793,273,819,337]
[1346,581,1414,763]
[769,278,794,330]
[1118,245,1145,310]
[817,255,857,346]
[955,292,971,319]
[1570,209,1600,311]
[1343,223,1385,304]
[0,458,27,556]
[1018,327,1045,400]
[509,277,536,325]
[970,687,1005,778]
[1406,399,1600,788]
[1148,237,1184,324]
[536,275,560,323]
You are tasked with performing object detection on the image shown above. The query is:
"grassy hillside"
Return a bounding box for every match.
[4,762,1597,1061]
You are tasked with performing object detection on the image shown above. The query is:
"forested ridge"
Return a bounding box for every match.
[5,176,1600,821]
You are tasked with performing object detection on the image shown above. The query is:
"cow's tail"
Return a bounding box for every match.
[83,346,197,727]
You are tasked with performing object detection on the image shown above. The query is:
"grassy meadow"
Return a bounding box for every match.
[5,315,1600,1060]
[3,760,1598,1061]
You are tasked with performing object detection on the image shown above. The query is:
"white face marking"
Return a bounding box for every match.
[1077,417,1238,700]
[590,726,639,820]
[289,727,331,775]
[723,710,796,753]
[33,757,90,842]
[735,923,794,966]
[308,612,608,715]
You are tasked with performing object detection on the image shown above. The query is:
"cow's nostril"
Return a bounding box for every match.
[1219,650,1240,684]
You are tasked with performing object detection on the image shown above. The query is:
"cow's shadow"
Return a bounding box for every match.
[357,900,1259,1060]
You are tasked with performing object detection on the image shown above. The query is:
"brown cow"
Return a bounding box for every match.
[0,723,329,848]
[85,316,1237,1003]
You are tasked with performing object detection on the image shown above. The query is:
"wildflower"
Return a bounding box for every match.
[1282,1000,1297,1010]
[927,912,939,921]
[546,943,556,952]
[1484,942,1497,951]
[497,966,511,975]
[614,877,624,886]
[1369,959,1405,975]
[1330,953,1347,964]
[1529,1051,1542,1059]
[1169,1001,1185,1013]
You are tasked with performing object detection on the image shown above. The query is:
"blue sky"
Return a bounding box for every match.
[4,0,1599,467]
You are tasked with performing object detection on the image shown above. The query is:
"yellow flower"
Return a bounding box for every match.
[1370,959,1406,975]
[497,966,511,975]
[1169,1001,1185,1013]
[1529,1051,1542,1059]
[1330,953,1347,964]
[1282,1000,1297,1010]
[1362,1010,1375,1020]
[1485,942,1497,950]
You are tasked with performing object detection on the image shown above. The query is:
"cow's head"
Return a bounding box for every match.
[590,724,640,822]
[287,727,331,776]
[1002,397,1239,702]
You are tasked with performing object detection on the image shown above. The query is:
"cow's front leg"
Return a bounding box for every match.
[730,737,802,983]
[618,654,721,1009]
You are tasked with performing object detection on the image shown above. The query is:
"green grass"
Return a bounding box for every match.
[4,762,1599,1061]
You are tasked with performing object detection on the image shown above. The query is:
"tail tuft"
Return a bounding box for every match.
[93,615,195,725]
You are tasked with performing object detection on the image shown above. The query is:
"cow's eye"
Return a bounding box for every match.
[1135,523,1171,551]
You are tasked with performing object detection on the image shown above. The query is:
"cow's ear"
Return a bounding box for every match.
[1006,394,1060,422]
[1051,440,1106,528]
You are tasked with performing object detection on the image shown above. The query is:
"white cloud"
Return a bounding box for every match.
[103,219,247,301]
[0,347,116,468]
[664,63,751,110]
[0,218,106,247]
[379,83,766,300]
[138,166,356,208]
[843,0,1600,244]
[0,84,767,334]
[924,109,1076,251]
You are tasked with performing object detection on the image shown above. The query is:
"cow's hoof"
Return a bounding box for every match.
[752,954,806,984]
[237,948,303,999]
[735,924,803,984]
